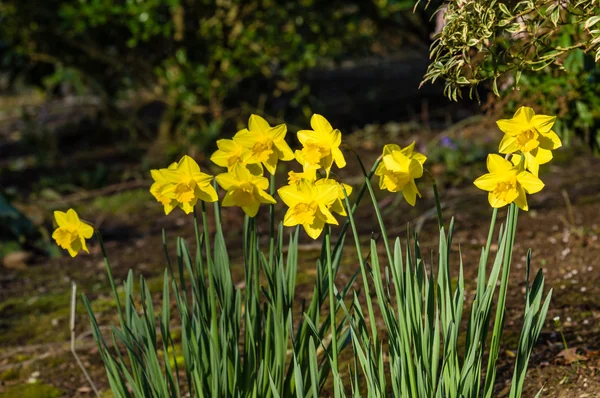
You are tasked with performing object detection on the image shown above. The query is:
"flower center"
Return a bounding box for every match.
[174,180,198,204]
[54,228,78,249]
[227,150,244,168]
[252,141,273,163]
[302,144,328,165]
[384,170,410,192]
[493,179,519,203]
[232,182,256,206]
[292,202,318,225]
[515,129,539,152]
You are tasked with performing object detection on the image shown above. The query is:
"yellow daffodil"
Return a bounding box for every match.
[375,143,427,206]
[474,154,544,211]
[296,114,346,176]
[497,106,562,176]
[315,178,353,216]
[232,114,294,175]
[278,179,339,239]
[151,155,218,215]
[215,164,276,217]
[52,209,94,257]
[210,138,263,175]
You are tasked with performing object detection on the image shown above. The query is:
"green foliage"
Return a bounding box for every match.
[423,0,600,151]
[1,0,426,153]
[85,159,550,396]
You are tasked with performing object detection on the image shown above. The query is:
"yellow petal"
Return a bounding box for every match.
[402,180,420,206]
[531,114,556,133]
[66,209,80,227]
[513,106,535,123]
[278,185,303,207]
[400,142,415,157]
[210,149,232,168]
[164,201,176,215]
[383,144,401,157]
[318,204,338,225]
[296,130,318,146]
[520,151,537,176]
[409,159,423,179]
[247,163,264,176]
[329,199,347,216]
[258,189,277,205]
[54,211,68,228]
[233,129,254,148]
[249,114,271,132]
[263,150,278,175]
[177,155,201,176]
[514,186,529,211]
[533,147,552,165]
[242,201,260,218]
[197,185,218,203]
[486,154,513,173]
[274,140,294,161]
[303,218,325,240]
[498,134,519,154]
[269,124,287,141]
[193,171,214,187]
[179,201,196,214]
[412,152,427,165]
[332,147,346,169]
[310,114,333,133]
[314,183,338,206]
[216,172,239,191]
[474,173,499,192]
[78,222,94,239]
[488,192,508,208]
[539,130,562,150]
[283,208,300,227]
[216,139,238,151]
[331,129,342,147]
[517,171,544,194]
[80,236,90,254]
[496,118,523,136]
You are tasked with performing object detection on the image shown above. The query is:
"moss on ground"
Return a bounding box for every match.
[0,383,62,398]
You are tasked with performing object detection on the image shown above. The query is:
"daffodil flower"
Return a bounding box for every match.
[474,154,544,211]
[52,209,94,257]
[375,143,426,206]
[215,164,276,217]
[154,155,218,215]
[210,138,263,175]
[296,114,346,176]
[497,106,562,176]
[232,114,294,175]
[278,179,339,239]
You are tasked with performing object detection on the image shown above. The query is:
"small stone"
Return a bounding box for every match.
[2,251,31,270]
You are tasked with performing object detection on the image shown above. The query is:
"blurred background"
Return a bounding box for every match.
[1,1,600,396]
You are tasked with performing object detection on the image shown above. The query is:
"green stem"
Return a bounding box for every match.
[200,202,219,351]
[325,226,340,398]
[269,173,276,270]
[342,186,379,344]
